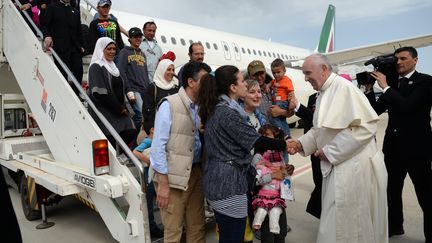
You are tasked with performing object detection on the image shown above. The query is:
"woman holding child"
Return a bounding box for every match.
[198,66,291,243]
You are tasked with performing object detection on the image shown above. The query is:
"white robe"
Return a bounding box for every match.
[298,73,388,243]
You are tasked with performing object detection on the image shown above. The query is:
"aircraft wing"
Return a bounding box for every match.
[285,34,432,68]
[326,34,432,66]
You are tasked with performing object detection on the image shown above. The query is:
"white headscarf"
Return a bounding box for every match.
[153,59,179,90]
[90,37,120,77]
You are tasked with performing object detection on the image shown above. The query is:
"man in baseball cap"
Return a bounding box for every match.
[247,60,266,76]
[128,27,143,38]
[97,0,111,7]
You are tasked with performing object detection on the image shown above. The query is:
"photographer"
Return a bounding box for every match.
[371,46,432,243]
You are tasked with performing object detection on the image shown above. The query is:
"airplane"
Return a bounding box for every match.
[79,1,432,124]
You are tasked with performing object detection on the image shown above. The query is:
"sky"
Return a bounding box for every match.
[101,0,432,73]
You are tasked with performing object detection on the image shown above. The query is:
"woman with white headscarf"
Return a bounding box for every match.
[88,37,135,148]
[142,59,179,132]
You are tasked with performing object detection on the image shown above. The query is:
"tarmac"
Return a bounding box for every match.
[8,113,426,243]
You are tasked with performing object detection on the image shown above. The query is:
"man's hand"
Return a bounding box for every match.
[20,3,31,11]
[287,139,302,155]
[156,173,170,210]
[371,71,388,89]
[44,37,53,52]
[314,149,329,162]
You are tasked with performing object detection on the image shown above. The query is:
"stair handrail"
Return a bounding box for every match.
[11,1,145,186]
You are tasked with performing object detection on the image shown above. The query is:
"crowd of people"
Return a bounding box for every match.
[10,1,432,243]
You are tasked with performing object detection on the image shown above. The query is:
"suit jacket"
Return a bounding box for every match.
[42,2,83,53]
[374,71,432,160]
[296,93,317,134]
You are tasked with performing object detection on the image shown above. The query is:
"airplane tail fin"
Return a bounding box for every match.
[315,4,335,53]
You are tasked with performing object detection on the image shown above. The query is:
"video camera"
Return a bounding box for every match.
[356,54,397,85]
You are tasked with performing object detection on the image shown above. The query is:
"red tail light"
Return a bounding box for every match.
[93,139,109,175]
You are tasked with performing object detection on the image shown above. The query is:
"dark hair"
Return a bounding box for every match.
[188,42,204,55]
[271,58,285,69]
[258,124,283,140]
[198,65,239,125]
[181,61,212,89]
[394,46,417,58]
[143,21,156,30]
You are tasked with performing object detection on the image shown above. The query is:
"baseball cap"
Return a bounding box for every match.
[97,0,111,7]
[248,60,266,76]
[128,27,143,38]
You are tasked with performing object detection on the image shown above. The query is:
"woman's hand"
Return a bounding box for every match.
[285,164,295,176]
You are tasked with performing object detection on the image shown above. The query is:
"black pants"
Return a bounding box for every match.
[385,154,432,241]
[54,49,83,95]
[0,169,22,243]
[306,154,322,219]
[214,211,246,243]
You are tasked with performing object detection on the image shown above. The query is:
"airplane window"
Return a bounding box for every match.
[268,51,271,57]
[171,37,177,45]
[180,38,186,46]
[198,41,202,44]
[253,49,256,55]
[247,48,251,54]
[161,35,167,43]
[263,51,267,57]
[206,42,211,49]
[241,48,245,54]
[234,46,239,52]
[224,45,228,51]
[189,40,194,45]
[213,43,218,50]
[272,53,276,58]
[258,50,262,56]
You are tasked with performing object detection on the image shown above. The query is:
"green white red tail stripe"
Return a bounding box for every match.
[316,4,335,53]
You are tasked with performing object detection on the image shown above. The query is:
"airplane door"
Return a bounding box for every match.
[232,42,241,61]
[221,41,231,60]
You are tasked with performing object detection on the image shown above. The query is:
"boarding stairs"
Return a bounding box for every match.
[0,0,151,242]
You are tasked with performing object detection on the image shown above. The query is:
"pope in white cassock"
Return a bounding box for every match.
[288,54,388,243]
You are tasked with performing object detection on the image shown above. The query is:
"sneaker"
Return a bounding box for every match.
[150,226,164,239]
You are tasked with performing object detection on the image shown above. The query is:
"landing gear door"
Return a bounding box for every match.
[221,41,231,60]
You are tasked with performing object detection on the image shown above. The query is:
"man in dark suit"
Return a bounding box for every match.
[289,93,322,219]
[42,0,84,95]
[371,46,432,243]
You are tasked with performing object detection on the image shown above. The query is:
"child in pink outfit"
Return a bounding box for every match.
[252,124,291,234]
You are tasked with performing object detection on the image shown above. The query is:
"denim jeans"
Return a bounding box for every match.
[131,91,144,129]
[269,100,291,138]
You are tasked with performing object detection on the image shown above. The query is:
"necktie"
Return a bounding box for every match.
[398,77,409,89]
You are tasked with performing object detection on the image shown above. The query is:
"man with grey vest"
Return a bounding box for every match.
[150,61,211,243]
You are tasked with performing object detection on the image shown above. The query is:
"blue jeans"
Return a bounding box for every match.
[214,211,246,243]
[269,100,291,138]
[131,91,144,129]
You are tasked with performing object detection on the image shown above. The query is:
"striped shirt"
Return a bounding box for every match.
[207,194,248,218]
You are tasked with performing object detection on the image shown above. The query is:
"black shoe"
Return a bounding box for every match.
[389,228,404,237]
[150,226,164,239]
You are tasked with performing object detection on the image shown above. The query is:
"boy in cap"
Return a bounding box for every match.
[88,0,124,54]
[117,27,151,129]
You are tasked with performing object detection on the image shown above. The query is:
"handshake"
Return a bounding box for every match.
[286,139,302,155]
